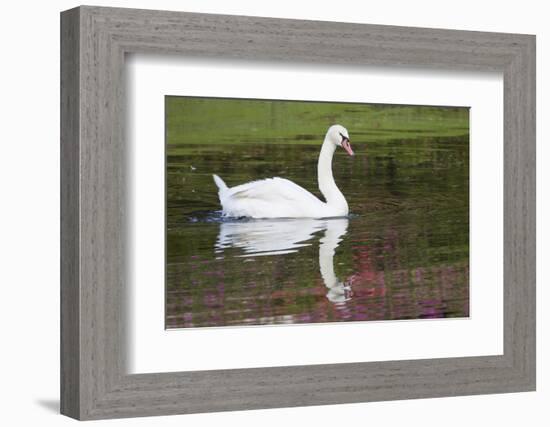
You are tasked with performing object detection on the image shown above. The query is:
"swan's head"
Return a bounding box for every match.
[326,124,354,156]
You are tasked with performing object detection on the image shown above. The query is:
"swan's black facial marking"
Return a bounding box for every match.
[339,132,350,144]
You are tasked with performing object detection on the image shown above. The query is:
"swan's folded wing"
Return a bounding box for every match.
[226,177,321,204]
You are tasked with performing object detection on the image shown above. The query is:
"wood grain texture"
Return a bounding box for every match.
[60,5,536,420]
[60,7,80,419]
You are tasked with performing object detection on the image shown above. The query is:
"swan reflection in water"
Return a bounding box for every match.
[215,217,352,304]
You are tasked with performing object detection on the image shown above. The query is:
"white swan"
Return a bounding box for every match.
[212,124,354,218]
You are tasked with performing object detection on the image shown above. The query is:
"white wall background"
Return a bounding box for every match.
[0,0,546,425]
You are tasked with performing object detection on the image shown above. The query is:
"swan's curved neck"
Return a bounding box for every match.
[318,136,348,213]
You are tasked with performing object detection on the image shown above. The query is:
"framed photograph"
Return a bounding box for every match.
[61,6,535,420]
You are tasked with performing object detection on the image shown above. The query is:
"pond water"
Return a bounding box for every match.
[165,98,469,329]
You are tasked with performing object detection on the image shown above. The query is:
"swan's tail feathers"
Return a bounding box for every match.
[213,174,228,192]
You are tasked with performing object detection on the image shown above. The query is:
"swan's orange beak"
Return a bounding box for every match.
[341,138,354,156]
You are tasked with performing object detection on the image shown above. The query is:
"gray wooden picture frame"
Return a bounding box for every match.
[60,5,536,420]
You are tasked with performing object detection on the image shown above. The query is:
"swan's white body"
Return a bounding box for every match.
[213,125,353,219]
